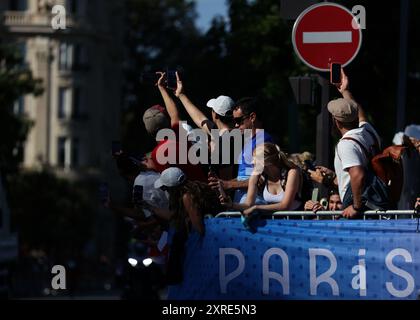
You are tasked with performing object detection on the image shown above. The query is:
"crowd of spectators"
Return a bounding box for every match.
[101,68,419,289]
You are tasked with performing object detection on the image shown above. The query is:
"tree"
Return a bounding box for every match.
[121,0,420,158]
[121,0,202,155]
[8,170,94,260]
[0,43,43,175]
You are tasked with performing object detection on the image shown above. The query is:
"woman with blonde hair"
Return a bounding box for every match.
[220,143,303,226]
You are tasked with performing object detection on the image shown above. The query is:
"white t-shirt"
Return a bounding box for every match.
[133,171,169,218]
[334,122,381,201]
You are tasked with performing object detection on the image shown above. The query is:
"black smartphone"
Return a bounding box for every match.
[98,182,109,204]
[304,160,316,172]
[132,185,144,207]
[112,140,122,155]
[166,69,177,90]
[330,63,342,84]
[140,72,160,85]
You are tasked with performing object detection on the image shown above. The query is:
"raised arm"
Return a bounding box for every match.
[335,68,367,123]
[156,72,180,126]
[174,72,212,135]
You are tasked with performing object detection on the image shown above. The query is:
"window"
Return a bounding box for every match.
[17,42,27,65]
[59,43,73,71]
[71,138,80,168]
[66,0,79,14]
[13,96,25,116]
[58,87,67,119]
[73,44,87,70]
[72,87,83,119]
[9,0,27,11]
[57,137,67,168]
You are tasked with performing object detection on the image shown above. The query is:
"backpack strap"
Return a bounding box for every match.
[342,137,372,164]
[363,127,381,155]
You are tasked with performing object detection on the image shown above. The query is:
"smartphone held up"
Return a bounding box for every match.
[330,63,342,85]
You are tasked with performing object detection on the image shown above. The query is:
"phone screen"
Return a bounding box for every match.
[304,160,316,172]
[330,63,341,84]
[166,70,177,90]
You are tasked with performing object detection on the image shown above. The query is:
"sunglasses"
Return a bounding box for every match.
[233,114,250,125]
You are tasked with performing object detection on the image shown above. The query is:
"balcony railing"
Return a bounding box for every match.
[1,11,80,29]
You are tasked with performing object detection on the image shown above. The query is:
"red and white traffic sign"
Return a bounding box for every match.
[292,3,362,71]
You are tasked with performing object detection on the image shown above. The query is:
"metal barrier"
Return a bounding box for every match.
[215,210,418,220]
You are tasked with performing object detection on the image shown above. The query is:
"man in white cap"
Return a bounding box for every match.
[174,73,234,136]
[174,72,237,180]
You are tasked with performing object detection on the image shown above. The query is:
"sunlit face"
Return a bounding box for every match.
[329,194,343,211]
[141,156,155,171]
[252,149,268,175]
[233,108,252,134]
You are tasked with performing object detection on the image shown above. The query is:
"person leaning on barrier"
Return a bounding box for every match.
[304,189,343,214]
[220,143,303,229]
[209,97,274,204]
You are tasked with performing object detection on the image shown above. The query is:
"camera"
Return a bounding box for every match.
[303,159,316,172]
[320,198,328,209]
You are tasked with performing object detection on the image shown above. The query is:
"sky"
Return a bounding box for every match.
[195,0,228,32]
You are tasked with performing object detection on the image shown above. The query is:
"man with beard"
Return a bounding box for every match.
[311,69,381,219]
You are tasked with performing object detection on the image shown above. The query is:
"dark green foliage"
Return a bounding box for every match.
[7,170,94,257]
[0,43,43,174]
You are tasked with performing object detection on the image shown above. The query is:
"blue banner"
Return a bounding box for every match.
[168,218,420,300]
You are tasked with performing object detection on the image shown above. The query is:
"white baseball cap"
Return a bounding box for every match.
[206,95,234,117]
[404,124,420,140]
[154,167,186,189]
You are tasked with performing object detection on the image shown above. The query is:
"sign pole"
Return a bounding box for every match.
[396,0,409,131]
[315,75,330,169]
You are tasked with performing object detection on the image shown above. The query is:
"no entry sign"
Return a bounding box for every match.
[292,3,362,71]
